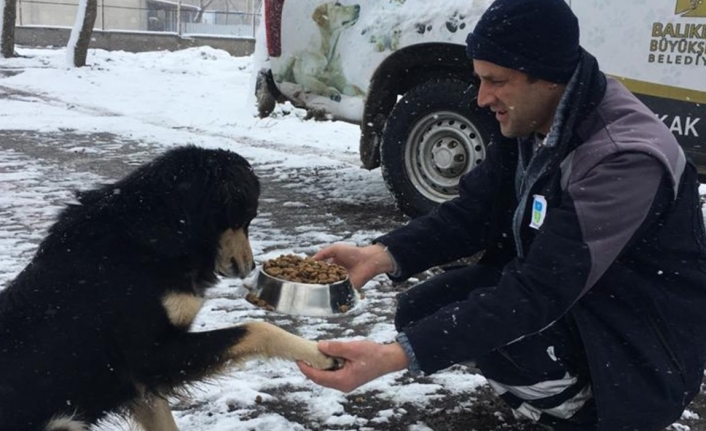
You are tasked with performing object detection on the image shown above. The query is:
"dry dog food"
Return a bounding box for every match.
[245,292,275,311]
[263,254,347,284]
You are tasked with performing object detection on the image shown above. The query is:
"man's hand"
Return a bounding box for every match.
[313,243,394,289]
[297,340,408,392]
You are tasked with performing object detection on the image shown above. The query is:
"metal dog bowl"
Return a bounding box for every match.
[247,267,359,316]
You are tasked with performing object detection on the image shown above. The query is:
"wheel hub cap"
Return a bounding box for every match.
[431,138,466,177]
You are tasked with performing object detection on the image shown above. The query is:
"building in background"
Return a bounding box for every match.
[16,0,261,36]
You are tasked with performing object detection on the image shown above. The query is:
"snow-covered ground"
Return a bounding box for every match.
[0,46,701,430]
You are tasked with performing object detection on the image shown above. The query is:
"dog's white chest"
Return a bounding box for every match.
[161,292,205,328]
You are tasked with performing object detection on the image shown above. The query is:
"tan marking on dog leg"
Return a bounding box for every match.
[45,416,88,431]
[131,395,180,431]
[229,321,335,370]
[162,292,204,328]
[217,228,254,278]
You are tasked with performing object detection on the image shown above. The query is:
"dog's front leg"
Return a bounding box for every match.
[131,395,179,431]
[128,323,337,390]
[230,321,337,369]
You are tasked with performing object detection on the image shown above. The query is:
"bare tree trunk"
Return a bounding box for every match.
[68,0,97,67]
[194,0,215,23]
[1,0,17,58]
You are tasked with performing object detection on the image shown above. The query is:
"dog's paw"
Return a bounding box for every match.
[305,351,341,370]
[299,341,341,370]
[329,357,345,370]
[326,88,342,102]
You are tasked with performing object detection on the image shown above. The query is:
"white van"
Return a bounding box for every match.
[255,0,706,217]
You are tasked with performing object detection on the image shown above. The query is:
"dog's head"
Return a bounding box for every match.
[312,2,361,32]
[75,145,260,280]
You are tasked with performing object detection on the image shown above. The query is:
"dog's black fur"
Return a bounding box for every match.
[0,145,334,431]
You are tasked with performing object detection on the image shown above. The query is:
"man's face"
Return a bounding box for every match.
[473,59,564,138]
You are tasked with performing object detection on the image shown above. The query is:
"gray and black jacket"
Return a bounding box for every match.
[376,50,706,430]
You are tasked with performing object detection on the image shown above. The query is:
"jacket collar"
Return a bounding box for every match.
[512,49,607,257]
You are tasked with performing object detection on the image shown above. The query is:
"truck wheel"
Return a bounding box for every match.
[380,78,495,218]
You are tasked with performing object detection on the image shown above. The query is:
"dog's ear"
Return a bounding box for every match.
[215,165,260,231]
[104,146,259,259]
[121,187,198,258]
[73,180,194,258]
[130,162,259,258]
[312,3,330,27]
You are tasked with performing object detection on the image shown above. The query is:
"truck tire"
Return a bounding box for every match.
[380,78,495,218]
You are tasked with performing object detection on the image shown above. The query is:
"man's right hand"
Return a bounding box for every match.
[313,243,394,289]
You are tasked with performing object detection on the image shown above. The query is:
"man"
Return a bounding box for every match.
[298,0,706,430]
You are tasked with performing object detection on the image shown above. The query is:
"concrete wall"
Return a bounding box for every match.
[15,26,256,57]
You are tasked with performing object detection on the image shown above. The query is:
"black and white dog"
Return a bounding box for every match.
[0,145,335,431]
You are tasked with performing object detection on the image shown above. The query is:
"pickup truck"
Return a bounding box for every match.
[255,0,706,217]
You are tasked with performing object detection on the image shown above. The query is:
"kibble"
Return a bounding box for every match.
[262,254,347,284]
[245,292,275,311]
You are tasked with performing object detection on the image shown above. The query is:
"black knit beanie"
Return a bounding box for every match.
[466,0,580,84]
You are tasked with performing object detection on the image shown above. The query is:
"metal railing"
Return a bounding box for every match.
[16,0,261,38]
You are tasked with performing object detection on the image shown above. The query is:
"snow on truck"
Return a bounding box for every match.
[255,0,706,217]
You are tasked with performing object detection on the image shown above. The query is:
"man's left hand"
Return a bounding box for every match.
[297,340,409,392]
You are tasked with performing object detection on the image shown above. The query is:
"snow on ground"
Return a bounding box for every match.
[0,46,702,431]
[0,46,492,431]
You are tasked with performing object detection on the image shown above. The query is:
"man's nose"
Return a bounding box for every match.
[476,82,492,108]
